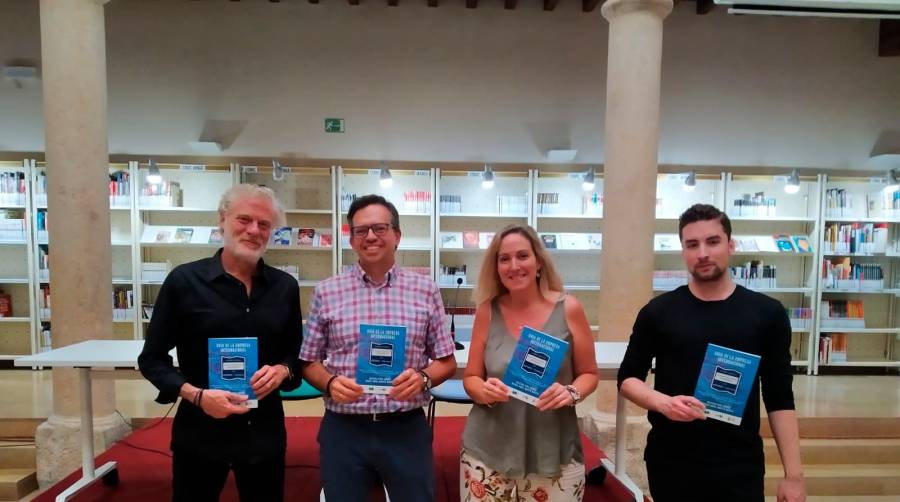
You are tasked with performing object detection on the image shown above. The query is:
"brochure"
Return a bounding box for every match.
[501,326,569,406]
[208,337,259,408]
[693,343,761,425]
[357,323,407,394]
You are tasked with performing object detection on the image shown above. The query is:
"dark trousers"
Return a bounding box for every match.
[171,447,285,502]
[318,409,434,502]
[646,458,764,502]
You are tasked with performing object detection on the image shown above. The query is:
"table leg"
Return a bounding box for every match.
[54,368,118,502]
[597,391,644,502]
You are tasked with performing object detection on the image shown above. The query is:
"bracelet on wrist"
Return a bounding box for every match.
[325,375,339,398]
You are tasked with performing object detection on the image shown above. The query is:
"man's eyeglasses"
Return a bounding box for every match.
[350,223,393,238]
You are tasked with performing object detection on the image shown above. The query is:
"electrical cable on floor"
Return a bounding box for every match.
[115,400,177,458]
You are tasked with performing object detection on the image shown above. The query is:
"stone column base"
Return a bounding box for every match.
[580,410,651,494]
[35,413,131,488]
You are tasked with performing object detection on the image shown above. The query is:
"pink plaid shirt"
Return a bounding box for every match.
[300,263,455,414]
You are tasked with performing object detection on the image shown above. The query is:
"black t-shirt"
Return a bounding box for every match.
[617,285,795,467]
[138,249,303,462]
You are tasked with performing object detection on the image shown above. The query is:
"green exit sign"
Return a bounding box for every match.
[325,118,345,133]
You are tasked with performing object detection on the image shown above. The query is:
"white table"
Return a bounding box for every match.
[15,340,162,502]
[455,341,642,501]
[16,340,641,502]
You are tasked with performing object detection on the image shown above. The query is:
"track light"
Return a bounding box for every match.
[481,165,494,190]
[272,160,286,181]
[784,169,800,194]
[682,171,696,192]
[884,168,900,193]
[379,166,393,189]
[146,159,162,184]
[582,168,595,191]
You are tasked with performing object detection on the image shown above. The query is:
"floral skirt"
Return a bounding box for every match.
[460,448,585,502]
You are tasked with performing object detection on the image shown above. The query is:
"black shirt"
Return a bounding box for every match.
[138,249,302,462]
[617,285,794,467]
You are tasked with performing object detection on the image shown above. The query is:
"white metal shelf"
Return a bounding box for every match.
[535,213,603,220]
[0,278,29,284]
[0,317,32,323]
[817,327,900,334]
[820,361,900,368]
[729,216,817,222]
[285,209,332,215]
[440,212,528,218]
[824,217,900,224]
[268,246,333,252]
[138,206,218,212]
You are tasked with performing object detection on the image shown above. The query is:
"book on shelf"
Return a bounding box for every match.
[441,232,463,249]
[208,228,223,244]
[501,325,569,406]
[155,230,172,243]
[819,333,848,364]
[440,194,462,214]
[536,193,560,215]
[654,234,681,251]
[824,188,853,218]
[587,233,602,250]
[773,234,796,253]
[297,228,316,246]
[819,300,865,329]
[341,224,351,247]
[540,233,557,249]
[272,227,292,246]
[787,307,812,330]
[823,222,888,255]
[558,233,589,250]
[755,235,779,253]
[730,261,776,289]
[732,192,777,217]
[173,227,194,244]
[479,232,495,250]
[497,195,527,215]
[402,190,431,214]
[734,237,759,253]
[462,231,480,249]
[0,289,11,318]
[792,235,813,253]
[582,193,603,216]
[319,232,333,248]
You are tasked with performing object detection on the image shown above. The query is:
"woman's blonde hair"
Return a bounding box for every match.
[472,224,564,305]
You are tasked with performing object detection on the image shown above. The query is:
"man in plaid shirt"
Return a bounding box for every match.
[301,194,457,501]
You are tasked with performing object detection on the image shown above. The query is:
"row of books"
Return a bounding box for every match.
[821,257,885,291]
[438,265,468,286]
[535,192,603,216]
[0,212,25,241]
[440,231,494,250]
[823,222,888,255]
[819,300,865,329]
[139,181,183,208]
[108,170,131,207]
[788,307,813,330]
[730,261,778,289]
[731,192,778,217]
[819,333,848,364]
[734,234,813,253]
[272,227,333,248]
[0,172,26,206]
[140,226,216,245]
[400,191,432,214]
[652,270,689,289]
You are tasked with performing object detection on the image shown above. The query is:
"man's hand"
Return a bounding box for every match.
[654,394,706,422]
[199,389,251,419]
[329,375,364,404]
[250,364,289,401]
[389,369,425,401]
[536,382,573,411]
[776,477,806,502]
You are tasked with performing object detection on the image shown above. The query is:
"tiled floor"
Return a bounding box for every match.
[1,370,897,419]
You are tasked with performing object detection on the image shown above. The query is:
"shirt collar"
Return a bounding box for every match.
[353,262,399,288]
[205,248,270,284]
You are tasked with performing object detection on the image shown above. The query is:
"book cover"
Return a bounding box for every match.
[755,235,779,253]
[154,230,172,243]
[540,233,557,249]
[501,326,570,406]
[208,228,223,244]
[319,232,333,248]
[272,226,292,246]
[357,324,407,394]
[734,237,758,253]
[463,231,480,249]
[441,232,463,249]
[693,343,761,425]
[297,228,316,246]
[654,234,682,251]
[558,233,589,250]
[479,232,495,250]
[774,234,796,253]
[173,227,194,244]
[586,233,602,250]
[792,235,813,254]
[208,337,259,408]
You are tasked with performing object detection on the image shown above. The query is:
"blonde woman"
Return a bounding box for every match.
[461,224,599,502]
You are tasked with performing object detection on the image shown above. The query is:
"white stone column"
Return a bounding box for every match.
[583,0,673,494]
[35,0,127,488]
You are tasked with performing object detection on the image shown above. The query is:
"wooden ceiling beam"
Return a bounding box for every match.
[880,20,900,57]
[583,0,603,13]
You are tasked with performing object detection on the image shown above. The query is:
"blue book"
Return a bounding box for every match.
[694,343,761,425]
[208,337,259,408]
[357,324,407,394]
[502,326,569,406]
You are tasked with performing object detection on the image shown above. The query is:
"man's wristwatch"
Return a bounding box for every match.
[416,370,433,391]
[564,384,581,405]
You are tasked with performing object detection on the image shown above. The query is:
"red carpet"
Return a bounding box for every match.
[36,417,638,502]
